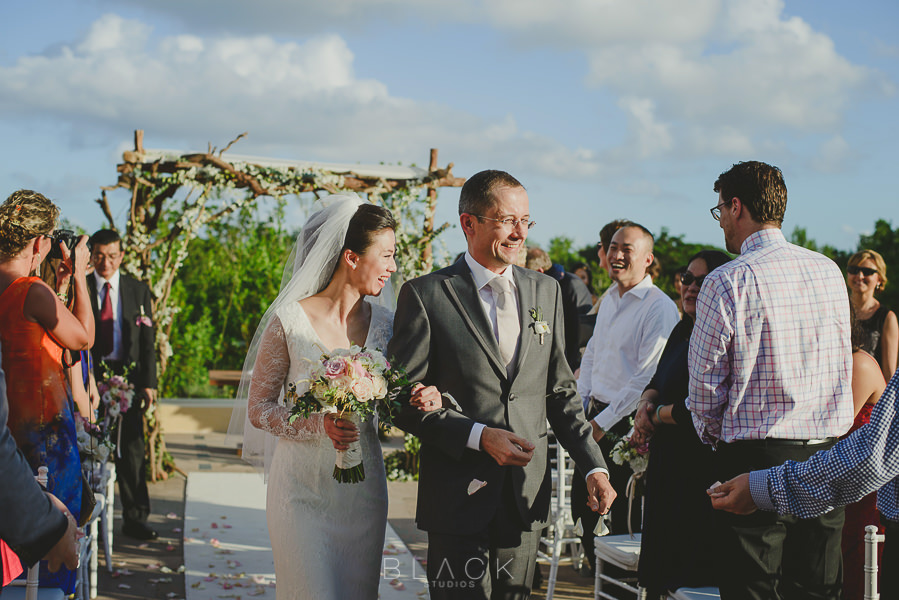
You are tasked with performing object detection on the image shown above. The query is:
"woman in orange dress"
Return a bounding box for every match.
[0,190,94,593]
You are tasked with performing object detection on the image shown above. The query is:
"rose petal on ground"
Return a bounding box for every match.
[389,579,405,591]
[166,512,178,519]
[173,527,182,533]
[117,584,131,589]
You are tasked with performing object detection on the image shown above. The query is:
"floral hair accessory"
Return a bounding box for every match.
[528,307,550,344]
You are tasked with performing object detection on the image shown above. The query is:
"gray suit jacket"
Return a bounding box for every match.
[388,260,606,535]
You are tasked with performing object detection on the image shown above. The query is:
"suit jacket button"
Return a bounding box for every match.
[508,393,516,402]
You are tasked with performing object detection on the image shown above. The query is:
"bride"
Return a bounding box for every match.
[230,194,441,599]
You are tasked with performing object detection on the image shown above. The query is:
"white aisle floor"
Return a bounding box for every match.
[183,472,429,600]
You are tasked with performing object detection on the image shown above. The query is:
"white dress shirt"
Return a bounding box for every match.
[578,275,680,432]
[94,270,125,361]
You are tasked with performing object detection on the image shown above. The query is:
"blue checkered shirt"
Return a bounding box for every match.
[750,369,899,523]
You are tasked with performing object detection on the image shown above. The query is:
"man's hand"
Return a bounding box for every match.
[140,388,157,411]
[44,493,80,572]
[585,471,616,515]
[480,427,534,466]
[632,402,655,446]
[708,473,758,515]
[590,420,604,443]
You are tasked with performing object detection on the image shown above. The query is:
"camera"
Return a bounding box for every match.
[48,229,79,260]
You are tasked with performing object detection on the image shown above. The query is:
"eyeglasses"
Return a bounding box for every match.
[847,265,878,277]
[472,215,536,230]
[710,200,732,221]
[680,272,707,288]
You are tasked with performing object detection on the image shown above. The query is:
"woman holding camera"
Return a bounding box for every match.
[0,190,93,593]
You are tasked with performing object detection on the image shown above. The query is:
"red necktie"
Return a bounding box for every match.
[98,282,114,357]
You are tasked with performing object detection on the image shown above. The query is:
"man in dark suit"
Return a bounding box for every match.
[1,346,78,577]
[389,170,615,599]
[87,229,158,541]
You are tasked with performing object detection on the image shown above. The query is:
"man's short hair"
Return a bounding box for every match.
[714,161,787,226]
[599,219,635,253]
[525,247,552,272]
[459,170,524,216]
[89,228,122,250]
[614,222,656,253]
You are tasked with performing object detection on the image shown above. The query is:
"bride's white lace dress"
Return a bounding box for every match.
[248,300,391,600]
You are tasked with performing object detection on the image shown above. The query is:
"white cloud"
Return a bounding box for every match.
[0,14,608,182]
[78,0,884,168]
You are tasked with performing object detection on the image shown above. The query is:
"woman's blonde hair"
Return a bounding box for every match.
[0,190,59,259]
[848,249,889,291]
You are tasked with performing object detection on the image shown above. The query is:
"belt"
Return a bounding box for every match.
[724,437,837,448]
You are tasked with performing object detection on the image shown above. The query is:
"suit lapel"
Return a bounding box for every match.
[442,262,508,377]
[510,268,536,378]
[119,274,135,356]
[86,273,100,316]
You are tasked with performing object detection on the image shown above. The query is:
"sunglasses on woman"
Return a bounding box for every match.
[680,272,706,288]
[847,266,878,277]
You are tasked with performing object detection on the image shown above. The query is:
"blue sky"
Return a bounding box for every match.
[1,0,897,259]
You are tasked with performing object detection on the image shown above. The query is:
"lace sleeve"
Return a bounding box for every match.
[247,316,324,441]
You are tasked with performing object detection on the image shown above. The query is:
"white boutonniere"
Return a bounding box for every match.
[528,307,550,344]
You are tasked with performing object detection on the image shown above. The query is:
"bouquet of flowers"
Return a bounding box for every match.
[98,373,135,421]
[286,345,412,483]
[609,432,650,475]
[75,413,114,490]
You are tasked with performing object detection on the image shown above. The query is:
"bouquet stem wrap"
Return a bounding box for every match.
[333,412,365,483]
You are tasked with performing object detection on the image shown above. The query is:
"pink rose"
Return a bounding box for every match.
[350,377,374,402]
[323,358,347,379]
[346,360,366,379]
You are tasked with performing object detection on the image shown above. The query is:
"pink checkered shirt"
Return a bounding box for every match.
[687,228,854,445]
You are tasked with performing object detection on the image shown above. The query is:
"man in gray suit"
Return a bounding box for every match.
[389,170,615,599]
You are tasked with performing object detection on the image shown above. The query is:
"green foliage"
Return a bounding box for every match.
[160,201,294,396]
[788,226,849,263]
[159,297,215,397]
[383,433,421,481]
[650,228,724,297]
[547,236,582,269]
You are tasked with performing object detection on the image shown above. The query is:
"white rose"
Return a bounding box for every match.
[350,377,374,402]
[534,321,551,335]
[107,402,121,419]
[371,375,388,399]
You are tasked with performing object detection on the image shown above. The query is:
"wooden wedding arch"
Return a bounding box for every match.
[99,130,465,479]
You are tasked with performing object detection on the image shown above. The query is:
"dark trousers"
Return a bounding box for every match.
[99,362,150,525]
[426,479,541,600]
[715,439,844,600]
[570,406,639,569]
[880,515,898,597]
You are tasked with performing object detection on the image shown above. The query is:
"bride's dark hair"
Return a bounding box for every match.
[343,204,396,254]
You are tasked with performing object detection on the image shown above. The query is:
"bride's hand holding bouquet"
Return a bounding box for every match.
[286,345,440,483]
